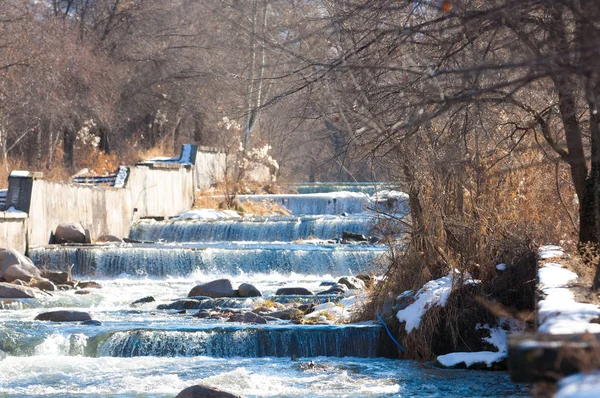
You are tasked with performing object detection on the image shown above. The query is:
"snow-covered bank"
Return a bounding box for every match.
[537,245,600,334]
[534,245,600,395]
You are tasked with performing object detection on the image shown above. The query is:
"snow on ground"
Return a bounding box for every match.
[172,209,241,220]
[537,249,600,334]
[436,324,509,368]
[495,263,507,271]
[437,350,505,368]
[396,272,455,333]
[538,245,565,260]
[555,371,600,398]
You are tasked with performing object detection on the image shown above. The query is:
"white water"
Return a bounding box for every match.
[1,186,527,397]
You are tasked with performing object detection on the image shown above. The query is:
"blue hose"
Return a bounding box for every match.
[377,313,406,353]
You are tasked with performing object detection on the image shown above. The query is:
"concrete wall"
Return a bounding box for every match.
[1,145,275,251]
[0,212,27,253]
[194,147,226,191]
[25,162,194,248]
[128,164,194,218]
[28,180,132,247]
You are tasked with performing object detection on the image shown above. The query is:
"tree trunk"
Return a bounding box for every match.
[63,128,75,169]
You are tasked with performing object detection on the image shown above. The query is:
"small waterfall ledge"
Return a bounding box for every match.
[29,243,388,278]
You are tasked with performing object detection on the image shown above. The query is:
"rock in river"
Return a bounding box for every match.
[176,384,241,398]
[188,279,237,298]
[0,248,41,283]
[228,311,268,324]
[238,283,262,297]
[54,222,89,244]
[275,287,314,296]
[0,282,39,299]
[35,310,92,322]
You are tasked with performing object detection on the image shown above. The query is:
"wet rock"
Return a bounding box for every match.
[188,279,237,298]
[81,319,102,326]
[194,309,211,318]
[54,223,89,244]
[368,236,380,244]
[298,303,314,313]
[228,311,268,324]
[341,231,368,242]
[56,284,73,291]
[0,249,41,283]
[35,310,92,322]
[337,276,365,290]
[132,296,155,306]
[0,282,39,299]
[176,384,241,398]
[96,234,124,243]
[319,281,336,286]
[41,271,70,285]
[237,283,262,297]
[78,281,102,289]
[268,308,303,320]
[35,279,56,292]
[158,299,211,310]
[316,284,347,295]
[275,287,314,296]
[75,290,91,295]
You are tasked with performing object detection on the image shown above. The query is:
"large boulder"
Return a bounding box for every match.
[176,385,241,398]
[237,283,262,297]
[275,287,314,296]
[0,249,41,283]
[35,310,92,322]
[188,279,237,298]
[337,276,365,290]
[54,223,88,244]
[0,282,39,299]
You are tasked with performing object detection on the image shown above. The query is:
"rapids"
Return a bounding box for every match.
[0,185,528,397]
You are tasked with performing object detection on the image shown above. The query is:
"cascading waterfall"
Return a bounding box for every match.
[98,326,382,358]
[0,183,528,397]
[29,243,387,278]
[236,193,372,215]
[287,182,397,195]
[129,215,377,242]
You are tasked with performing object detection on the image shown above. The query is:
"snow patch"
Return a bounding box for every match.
[538,263,578,287]
[538,245,564,260]
[436,324,509,368]
[437,351,505,368]
[538,261,600,334]
[173,209,241,220]
[396,272,455,333]
[495,263,506,271]
[556,371,600,398]
[9,170,30,178]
